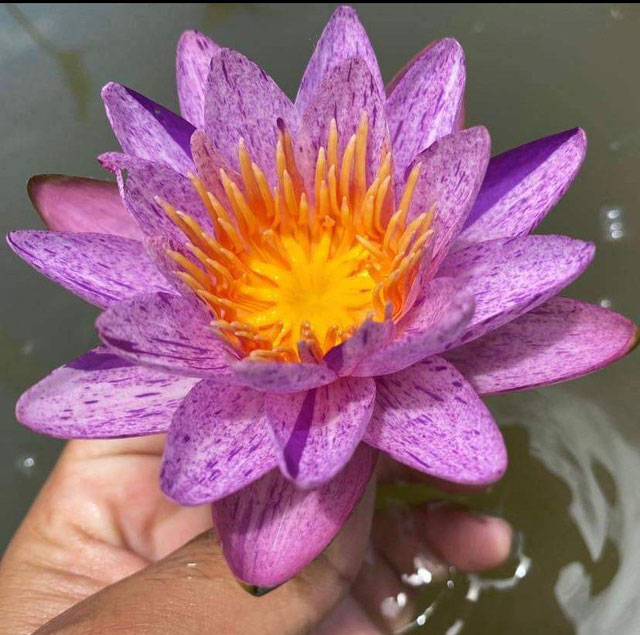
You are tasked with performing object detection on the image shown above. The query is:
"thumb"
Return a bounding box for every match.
[35,479,376,635]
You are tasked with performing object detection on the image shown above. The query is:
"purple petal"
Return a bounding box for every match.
[364,357,506,486]
[295,56,388,193]
[352,277,475,377]
[16,347,197,438]
[204,49,298,182]
[7,231,172,309]
[446,297,638,395]
[27,175,141,239]
[323,312,395,376]
[386,39,466,187]
[231,359,338,394]
[212,443,377,586]
[176,30,220,128]
[101,83,195,175]
[438,234,596,347]
[161,381,276,504]
[96,292,233,378]
[295,6,383,116]
[457,128,587,248]
[101,153,212,242]
[408,126,490,274]
[265,377,376,488]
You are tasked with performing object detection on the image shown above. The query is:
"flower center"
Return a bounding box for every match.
[160,113,433,363]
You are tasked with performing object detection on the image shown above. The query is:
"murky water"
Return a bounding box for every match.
[0,4,638,633]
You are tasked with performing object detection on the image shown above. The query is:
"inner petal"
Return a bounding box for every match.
[159,112,434,363]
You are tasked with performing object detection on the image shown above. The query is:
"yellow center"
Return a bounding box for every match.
[159,113,433,363]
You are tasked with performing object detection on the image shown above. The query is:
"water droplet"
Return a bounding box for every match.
[599,298,613,309]
[609,140,621,151]
[599,205,626,241]
[380,592,408,619]
[21,340,35,356]
[472,21,485,33]
[610,7,623,20]
[14,453,37,477]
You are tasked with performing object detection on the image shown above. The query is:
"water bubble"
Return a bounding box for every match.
[21,340,35,356]
[472,21,485,33]
[599,298,613,309]
[610,7,623,20]
[609,140,621,151]
[380,592,408,619]
[14,453,37,477]
[599,205,626,241]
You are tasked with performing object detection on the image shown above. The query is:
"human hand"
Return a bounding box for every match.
[0,437,511,634]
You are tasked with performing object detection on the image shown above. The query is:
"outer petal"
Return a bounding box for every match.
[364,357,506,486]
[7,231,172,309]
[96,292,233,378]
[265,377,376,488]
[295,56,388,193]
[16,347,197,438]
[101,83,195,175]
[230,359,337,394]
[445,297,638,395]
[161,381,276,504]
[27,175,141,239]
[176,30,220,128]
[386,39,465,186]
[100,153,212,242]
[204,49,298,183]
[457,128,587,248]
[408,126,490,274]
[212,443,377,587]
[438,235,595,347]
[352,277,475,377]
[295,6,383,115]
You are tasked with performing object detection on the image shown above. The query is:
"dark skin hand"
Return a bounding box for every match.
[0,436,512,634]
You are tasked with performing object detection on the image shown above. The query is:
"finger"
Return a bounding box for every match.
[36,479,376,635]
[313,596,383,634]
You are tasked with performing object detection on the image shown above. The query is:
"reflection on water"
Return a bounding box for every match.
[1,4,639,633]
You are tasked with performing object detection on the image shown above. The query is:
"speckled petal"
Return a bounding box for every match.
[96,292,233,378]
[27,175,141,239]
[16,347,197,439]
[408,126,490,275]
[445,297,638,395]
[100,152,212,242]
[295,56,388,193]
[295,6,383,115]
[352,277,475,377]
[212,443,377,587]
[364,357,506,486]
[6,231,172,309]
[101,83,195,175]
[204,49,298,183]
[386,39,465,187]
[324,313,395,376]
[265,377,376,488]
[161,381,276,504]
[457,128,587,249]
[438,235,596,348]
[230,359,338,394]
[176,30,220,127]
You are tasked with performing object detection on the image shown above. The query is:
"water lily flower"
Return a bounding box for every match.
[8,6,637,588]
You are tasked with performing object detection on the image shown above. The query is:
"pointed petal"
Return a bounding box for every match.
[212,443,377,586]
[16,348,197,438]
[446,297,638,395]
[27,175,141,239]
[7,231,172,309]
[231,359,337,393]
[265,377,376,488]
[176,30,220,128]
[296,6,383,115]
[408,126,490,274]
[438,235,596,348]
[295,56,388,193]
[96,292,233,378]
[100,152,212,242]
[323,313,395,376]
[364,357,506,486]
[161,381,276,504]
[101,83,195,175]
[457,128,587,248]
[386,39,466,186]
[204,49,298,182]
[352,278,475,377]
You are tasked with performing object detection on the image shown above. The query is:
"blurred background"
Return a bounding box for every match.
[0,3,638,633]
